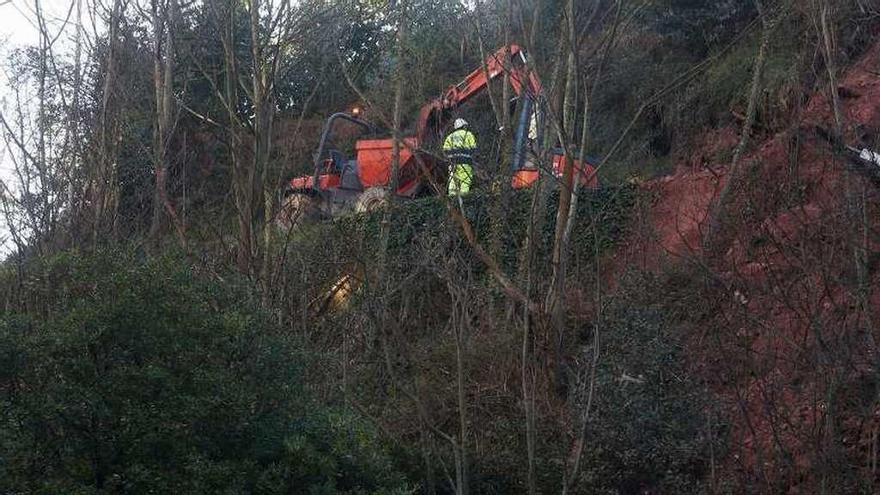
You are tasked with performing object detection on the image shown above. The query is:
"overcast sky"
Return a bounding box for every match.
[0,0,33,254]
[0,1,40,46]
[0,0,83,254]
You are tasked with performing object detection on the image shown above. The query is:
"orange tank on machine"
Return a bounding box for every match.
[354,138,419,192]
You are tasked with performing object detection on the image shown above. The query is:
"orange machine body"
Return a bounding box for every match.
[511,154,599,189]
[284,44,600,213]
[354,138,424,195]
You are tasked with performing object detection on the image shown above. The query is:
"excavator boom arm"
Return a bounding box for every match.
[416,44,543,142]
[441,45,541,108]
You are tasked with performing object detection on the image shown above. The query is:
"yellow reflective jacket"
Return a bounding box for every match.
[443,129,477,164]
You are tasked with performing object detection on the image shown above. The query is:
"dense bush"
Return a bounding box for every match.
[573,271,723,494]
[273,184,636,322]
[336,185,634,270]
[275,185,643,492]
[646,0,756,52]
[0,251,411,494]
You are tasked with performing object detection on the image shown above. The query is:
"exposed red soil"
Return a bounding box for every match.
[611,39,880,491]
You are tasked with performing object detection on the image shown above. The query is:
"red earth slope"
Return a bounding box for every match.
[612,39,880,491]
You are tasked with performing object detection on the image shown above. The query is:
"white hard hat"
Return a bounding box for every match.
[454,118,468,130]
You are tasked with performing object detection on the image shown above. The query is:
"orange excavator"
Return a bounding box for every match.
[278,44,598,228]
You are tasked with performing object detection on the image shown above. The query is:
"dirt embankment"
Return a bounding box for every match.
[611,39,880,490]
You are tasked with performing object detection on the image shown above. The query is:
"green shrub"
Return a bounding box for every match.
[0,250,411,494]
[573,271,724,494]
[301,184,636,275]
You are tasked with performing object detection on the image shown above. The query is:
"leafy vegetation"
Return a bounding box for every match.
[0,251,410,494]
[576,272,723,494]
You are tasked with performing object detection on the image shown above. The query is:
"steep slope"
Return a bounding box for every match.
[611,38,880,491]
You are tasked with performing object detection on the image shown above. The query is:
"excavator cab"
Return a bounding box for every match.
[278,110,436,229]
[309,112,376,189]
[322,149,346,174]
[278,112,377,228]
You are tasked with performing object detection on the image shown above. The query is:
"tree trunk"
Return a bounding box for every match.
[149,0,186,246]
[706,0,771,250]
[451,283,470,495]
[95,0,122,245]
[546,0,579,397]
[379,0,406,278]
[252,0,280,299]
[217,0,253,271]
[560,4,622,491]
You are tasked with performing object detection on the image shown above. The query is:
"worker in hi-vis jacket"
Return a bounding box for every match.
[443,118,478,196]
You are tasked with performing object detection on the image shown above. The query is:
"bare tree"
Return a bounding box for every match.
[0,0,82,254]
[146,0,186,246]
[89,0,125,244]
[204,0,254,270]
[251,0,291,292]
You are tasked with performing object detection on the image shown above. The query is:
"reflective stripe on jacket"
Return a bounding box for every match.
[443,129,477,164]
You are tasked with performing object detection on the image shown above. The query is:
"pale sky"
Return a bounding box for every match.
[0,0,84,254]
[0,1,40,46]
